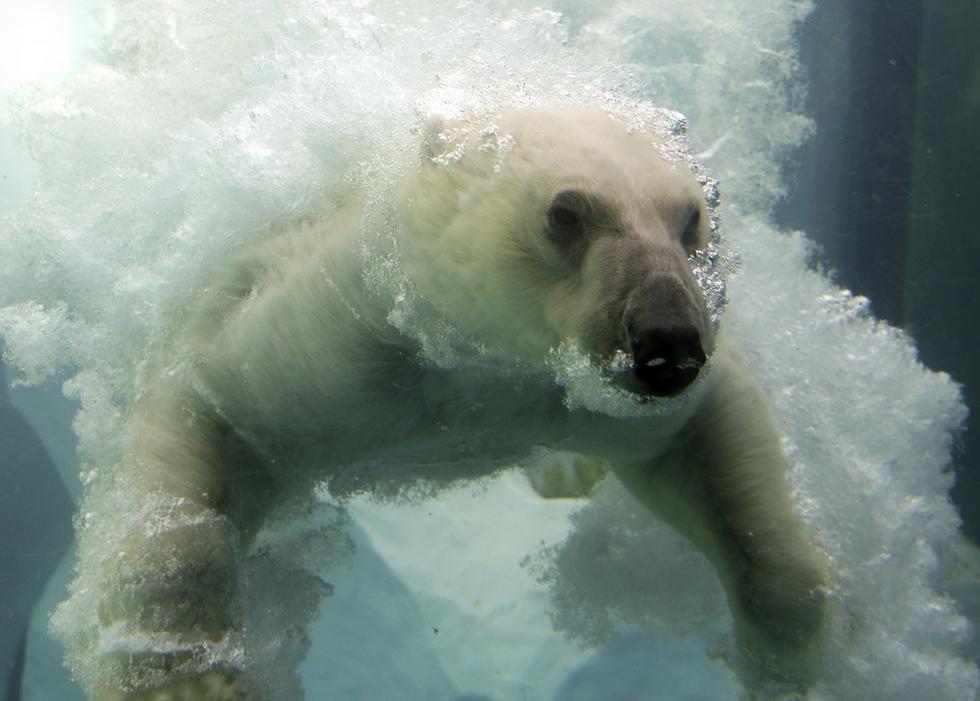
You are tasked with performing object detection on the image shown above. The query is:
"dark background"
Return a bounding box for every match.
[776,0,980,542]
[0,362,73,701]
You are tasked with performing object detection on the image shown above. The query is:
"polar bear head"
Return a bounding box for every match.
[398,106,715,397]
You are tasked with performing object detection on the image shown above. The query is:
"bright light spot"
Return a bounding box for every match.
[0,4,73,90]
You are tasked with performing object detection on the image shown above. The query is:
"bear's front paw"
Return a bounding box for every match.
[729,558,830,695]
[734,556,828,649]
[527,452,607,498]
[94,671,251,701]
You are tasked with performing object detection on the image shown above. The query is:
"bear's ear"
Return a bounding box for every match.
[421,115,449,160]
[420,114,466,162]
[422,114,446,158]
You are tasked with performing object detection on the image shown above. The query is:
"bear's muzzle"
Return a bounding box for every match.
[619,273,708,397]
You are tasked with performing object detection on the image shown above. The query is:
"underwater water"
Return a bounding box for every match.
[1,0,978,699]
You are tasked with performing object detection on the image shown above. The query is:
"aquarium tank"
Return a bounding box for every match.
[1,0,978,699]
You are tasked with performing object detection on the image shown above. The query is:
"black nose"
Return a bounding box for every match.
[627,323,706,397]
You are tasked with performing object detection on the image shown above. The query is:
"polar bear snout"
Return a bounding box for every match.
[621,275,708,397]
[627,322,706,396]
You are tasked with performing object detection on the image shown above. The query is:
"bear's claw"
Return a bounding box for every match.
[95,671,250,701]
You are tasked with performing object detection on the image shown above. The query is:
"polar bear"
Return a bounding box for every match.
[68,106,828,699]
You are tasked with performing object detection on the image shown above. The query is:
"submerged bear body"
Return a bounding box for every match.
[64,107,829,700]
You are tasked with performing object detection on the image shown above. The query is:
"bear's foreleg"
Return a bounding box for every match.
[88,382,275,700]
[611,353,828,684]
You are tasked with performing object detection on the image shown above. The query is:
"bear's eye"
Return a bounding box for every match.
[681,206,704,252]
[546,190,588,244]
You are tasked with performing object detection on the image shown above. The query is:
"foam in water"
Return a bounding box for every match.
[1,0,976,699]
